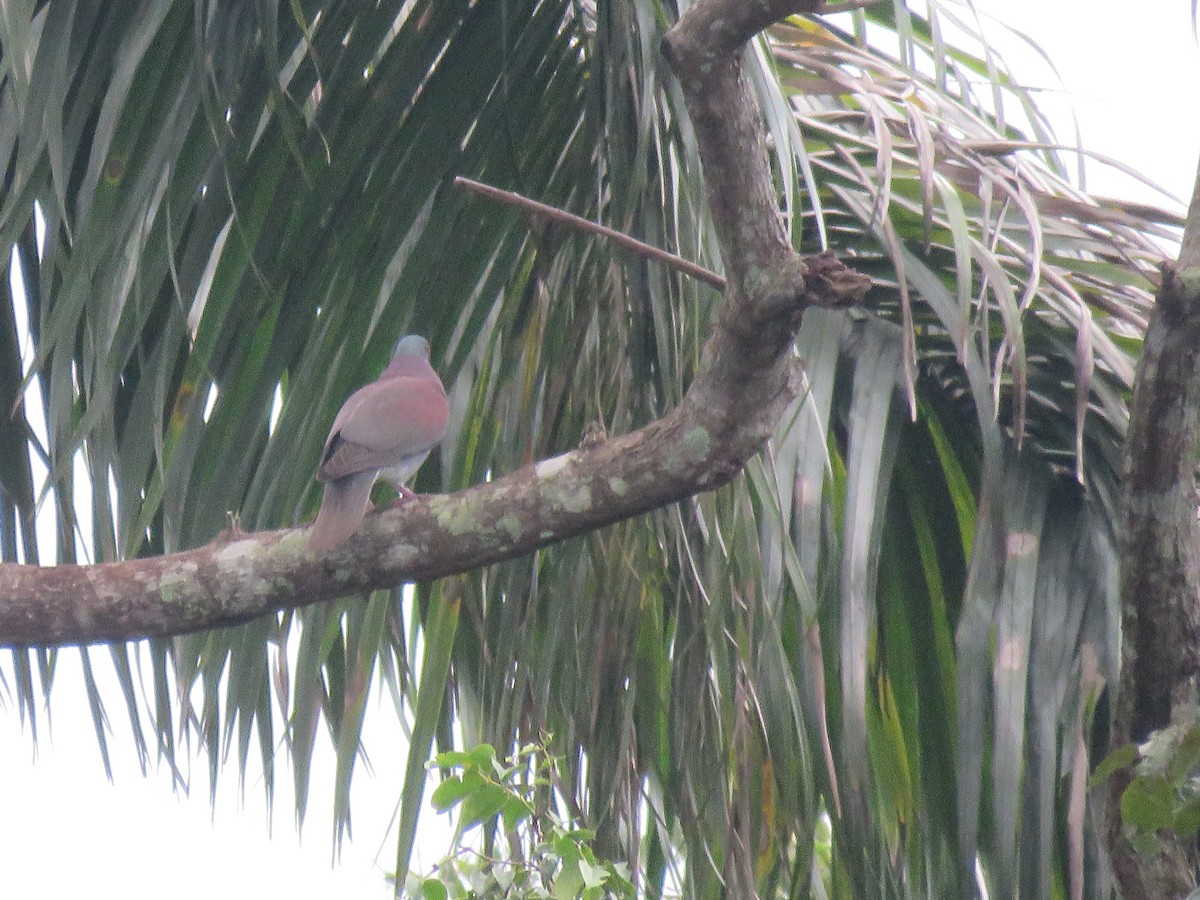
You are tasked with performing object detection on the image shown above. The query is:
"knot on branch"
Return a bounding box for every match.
[710,254,864,369]
[802,251,872,309]
[1158,263,1200,330]
[719,252,869,359]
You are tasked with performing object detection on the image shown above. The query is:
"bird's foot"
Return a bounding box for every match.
[214,511,245,544]
[391,485,417,506]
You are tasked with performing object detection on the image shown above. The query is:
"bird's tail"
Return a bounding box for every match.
[307,471,376,551]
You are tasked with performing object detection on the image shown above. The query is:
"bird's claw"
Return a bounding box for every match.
[391,485,417,506]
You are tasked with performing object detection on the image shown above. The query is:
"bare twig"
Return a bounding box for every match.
[453,176,727,290]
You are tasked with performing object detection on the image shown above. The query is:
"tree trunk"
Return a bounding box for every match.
[1108,156,1200,897]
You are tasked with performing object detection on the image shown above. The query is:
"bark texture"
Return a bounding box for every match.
[1108,156,1200,898]
[0,1,868,648]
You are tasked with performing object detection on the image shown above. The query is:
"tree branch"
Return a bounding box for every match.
[453,176,727,290]
[0,0,867,648]
[813,0,880,13]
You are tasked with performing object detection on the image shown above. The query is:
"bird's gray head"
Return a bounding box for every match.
[382,334,435,379]
[394,334,431,358]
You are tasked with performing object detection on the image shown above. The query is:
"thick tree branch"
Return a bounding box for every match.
[1108,154,1200,896]
[661,0,825,360]
[0,0,867,648]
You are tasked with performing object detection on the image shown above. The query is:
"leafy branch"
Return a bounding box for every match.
[408,741,636,900]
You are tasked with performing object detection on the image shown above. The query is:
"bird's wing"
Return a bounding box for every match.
[318,375,448,481]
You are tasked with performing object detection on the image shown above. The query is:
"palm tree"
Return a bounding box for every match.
[0,1,1178,896]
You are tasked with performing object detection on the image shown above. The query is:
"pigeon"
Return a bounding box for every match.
[307,334,449,551]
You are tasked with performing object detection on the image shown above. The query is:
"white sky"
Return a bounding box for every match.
[2,3,1198,898]
[974,0,1200,208]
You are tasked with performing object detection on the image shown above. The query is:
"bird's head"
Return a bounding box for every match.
[394,334,431,359]
[383,334,436,379]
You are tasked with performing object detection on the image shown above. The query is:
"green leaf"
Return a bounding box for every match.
[459,782,509,832]
[468,742,497,769]
[1173,793,1200,837]
[578,857,607,889]
[1169,726,1200,786]
[1092,744,1138,788]
[501,794,535,831]
[430,775,468,812]
[553,857,584,900]
[1121,775,1176,831]
[433,750,475,769]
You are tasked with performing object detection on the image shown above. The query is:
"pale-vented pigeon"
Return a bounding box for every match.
[307,335,449,551]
